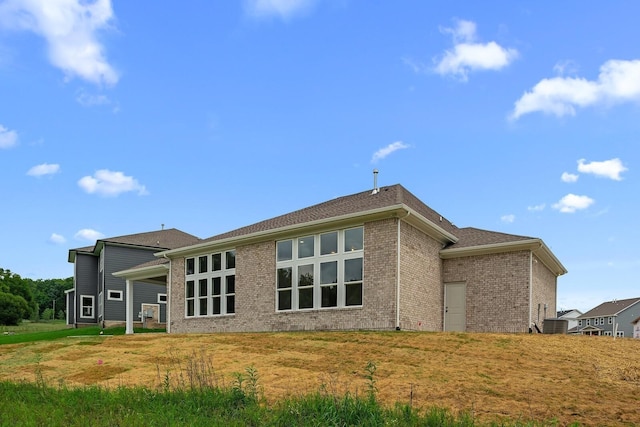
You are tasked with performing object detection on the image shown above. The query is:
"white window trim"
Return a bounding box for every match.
[80,295,95,319]
[185,250,236,317]
[107,290,123,301]
[276,227,364,312]
[158,293,167,304]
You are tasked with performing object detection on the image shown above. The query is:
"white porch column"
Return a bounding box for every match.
[125,279,134,334]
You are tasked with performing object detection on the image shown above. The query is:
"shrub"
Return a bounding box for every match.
[0,291,29,325]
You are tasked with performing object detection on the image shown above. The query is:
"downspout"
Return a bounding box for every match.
[164,253,171,334]
[529,251,533,330]
[396,210,410,330]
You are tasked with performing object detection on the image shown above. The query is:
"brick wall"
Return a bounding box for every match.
[168,218,398,333]
[443,251,531,333]
[531,254,557,329]
[399,221,443,331]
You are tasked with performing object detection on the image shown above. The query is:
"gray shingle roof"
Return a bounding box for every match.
[99,228,200,250]
[579,297,640,318]
[69,228,200,262]
[201,184,459,243]
[446,227,534,249]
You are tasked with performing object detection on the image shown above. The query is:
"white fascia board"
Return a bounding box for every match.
[440,239,567,276]
[403,206,459,244]
[112,263,169,281]
[155,205,407,258]
[155,204,457,259]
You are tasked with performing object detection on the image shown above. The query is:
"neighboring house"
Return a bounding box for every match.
[557,309,582,332]
[115,184,567,334]
[66,228,200,328]
[576,297,640,337]
[632,317,640,339]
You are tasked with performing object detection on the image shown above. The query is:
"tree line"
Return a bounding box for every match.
[0,267,72,326]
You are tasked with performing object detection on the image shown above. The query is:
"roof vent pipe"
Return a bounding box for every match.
[371,169,379,195]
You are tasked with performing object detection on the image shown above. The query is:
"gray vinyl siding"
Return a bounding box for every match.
[102,244,165,322]
[66,290,75,325]
[74,253,98,324]
[618,303,640,337]
[134,282,167,322]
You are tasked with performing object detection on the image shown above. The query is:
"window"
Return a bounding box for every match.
[107,290,123,301]
[158,293,167,304]
[276,226,364,311]
[586,319,590,326]
[616,331,625,338]
[604,331,612,336]
[185,250,236,317]
[80,295,94,318]
[608,317,613,324]
[578,320,582,326]
[600,317,605,325]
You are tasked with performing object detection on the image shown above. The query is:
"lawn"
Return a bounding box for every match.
[0,330,638,426]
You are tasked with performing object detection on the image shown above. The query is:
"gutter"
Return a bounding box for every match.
[156,204,457,259]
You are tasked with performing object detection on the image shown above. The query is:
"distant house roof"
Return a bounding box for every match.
[557,309,582,318]
[578,297,640,318]
[68,228,200,262]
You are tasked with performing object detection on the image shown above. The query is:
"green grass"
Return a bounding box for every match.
[0,325,166,345]
[0,380,568,427]
[0,320,68,334]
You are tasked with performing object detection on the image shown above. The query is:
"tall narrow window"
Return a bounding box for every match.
[186,280,195,317]
[199,256,208,274]
[277,267,292,310]
[80,295,94,318]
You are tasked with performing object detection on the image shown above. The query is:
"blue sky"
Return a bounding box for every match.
[1,0,638,313]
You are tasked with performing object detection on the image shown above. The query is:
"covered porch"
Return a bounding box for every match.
[112,258,170,334]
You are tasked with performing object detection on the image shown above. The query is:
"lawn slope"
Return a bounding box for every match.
[0,331,638,426]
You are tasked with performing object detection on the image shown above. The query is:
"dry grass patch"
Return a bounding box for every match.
[1,331,639,426]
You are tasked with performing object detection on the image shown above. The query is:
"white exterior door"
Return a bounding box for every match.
[444,283,466,332]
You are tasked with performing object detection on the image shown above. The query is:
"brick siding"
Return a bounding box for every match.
[399,221,443,331]
[169,219,398,333]
[443,251,531,333]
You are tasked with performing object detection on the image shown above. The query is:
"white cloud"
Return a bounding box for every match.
[0,124,18,148]
[76,90,110,106]
[561,172,579,183]
[49,233,66,244]
[78,169,148,197]
[500,214,515,223]
[527,203,545,212]
[74,228,104,241]
[511,59,640,119]
[552,194,595,213]
[244,0,316,20]
[371,141,410,163]
[0,0,118,86]
[577,158,627,181]
[433,20,518,81]
[27,163,60,177]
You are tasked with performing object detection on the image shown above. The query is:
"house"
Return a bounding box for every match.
[114,184,567,334]
[66,228,200,328]
[632,317,640,339]
[576,297,640,337]
[557,309,583,332]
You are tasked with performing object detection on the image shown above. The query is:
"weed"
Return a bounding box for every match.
[364,360,377,402]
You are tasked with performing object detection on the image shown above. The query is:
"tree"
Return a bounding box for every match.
[0,269,36,319]
[30,277,73,319]
[0,292,29,326]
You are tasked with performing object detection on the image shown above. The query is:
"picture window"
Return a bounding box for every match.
[276,226,363,312]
